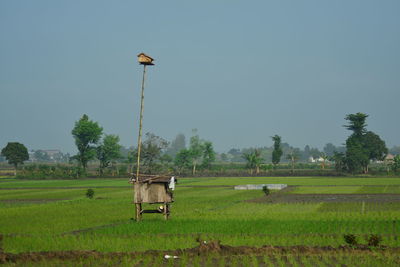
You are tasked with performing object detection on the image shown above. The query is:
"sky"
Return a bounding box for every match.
[1,0,399,154]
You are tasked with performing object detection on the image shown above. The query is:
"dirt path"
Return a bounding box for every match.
[1,241,399,264]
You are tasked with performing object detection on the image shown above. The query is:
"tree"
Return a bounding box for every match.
[345,135,368,173]
[331,151,346,172]
[71,114,103,171]
[391,155,400,173]
[138,132,169,174]
[323,143,337,157]
[301,145,322,162]
[126,147,136,173]
[188,129,204,175]
[243,149,263,174]
[271,135,283,168]
[344,113,369,173]
[166,133,186,157]
[286,149,300,174]
[33,150,50,162]
[363,131,388,161]
[174,149,192,174]
[201,141,216,169]
[227,148,243,162]
[363,131,388,172]
[344,113,368,136]
[97,134,122,175]
[344,113,387,173]
[1,142,29,175]
[254,149,263,174]
[320,152,329,170]
[309,147,321,159]
[303,145,311,160]
[220,153,228,162]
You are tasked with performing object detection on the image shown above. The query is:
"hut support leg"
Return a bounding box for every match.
[135,203,142,221]
[163,202,169,220]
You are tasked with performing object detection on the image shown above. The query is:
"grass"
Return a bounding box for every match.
[2,176,400,188]
[0,178,130,188]
[1,176,400,265]
[180,177,400,186]
[0,187,124,201]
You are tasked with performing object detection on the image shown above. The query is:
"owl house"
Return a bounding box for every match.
[137,53,154,65]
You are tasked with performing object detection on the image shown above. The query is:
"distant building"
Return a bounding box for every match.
[42,150,62,160]
[385,154,395,163]
[375,154,395,164]
[28,150,36,162]
[309,156,328,163]
[30,149,66,162]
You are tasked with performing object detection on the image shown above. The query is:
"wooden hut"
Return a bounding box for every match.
[130,174,176,220]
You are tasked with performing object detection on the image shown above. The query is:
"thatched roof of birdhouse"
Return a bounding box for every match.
[131,174,172,184]
[137,53,154,61]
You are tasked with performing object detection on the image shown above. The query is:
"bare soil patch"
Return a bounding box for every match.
[248,193,400,203]
[1,240,398,264]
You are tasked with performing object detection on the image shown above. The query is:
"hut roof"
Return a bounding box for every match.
[137,53,155,65]
[137,53,154,61]
[131,174,172,184]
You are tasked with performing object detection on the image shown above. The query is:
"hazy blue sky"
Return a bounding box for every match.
[1,0,399,154]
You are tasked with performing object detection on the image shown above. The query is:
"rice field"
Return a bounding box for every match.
[2,176,400,188]
[1,176,400,266]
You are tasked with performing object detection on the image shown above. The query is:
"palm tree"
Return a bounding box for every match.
[320,152,329,170]
[201,141,216,169]
[286,149,299,174]
[243,149,263,174]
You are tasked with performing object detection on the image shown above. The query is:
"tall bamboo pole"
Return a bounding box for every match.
[134,64,147,221]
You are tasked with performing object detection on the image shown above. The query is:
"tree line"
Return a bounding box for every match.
[238,113,394,174]
[48,112,400,176]
[69,115,216,176]
[1,112,400,176]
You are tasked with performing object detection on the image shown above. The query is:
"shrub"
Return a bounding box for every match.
[17,164,85,179]
[262,186,270,196]
[366,234,382,247]
[86,189,95,199]
[343,234,358,246]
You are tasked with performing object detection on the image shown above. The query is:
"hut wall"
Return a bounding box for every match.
[134,183,172,204]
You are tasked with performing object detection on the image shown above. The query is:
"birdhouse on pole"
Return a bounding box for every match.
[137,53,154,65]
[132,52,176,221]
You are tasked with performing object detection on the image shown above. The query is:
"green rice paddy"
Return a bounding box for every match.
[1,176,400,266]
